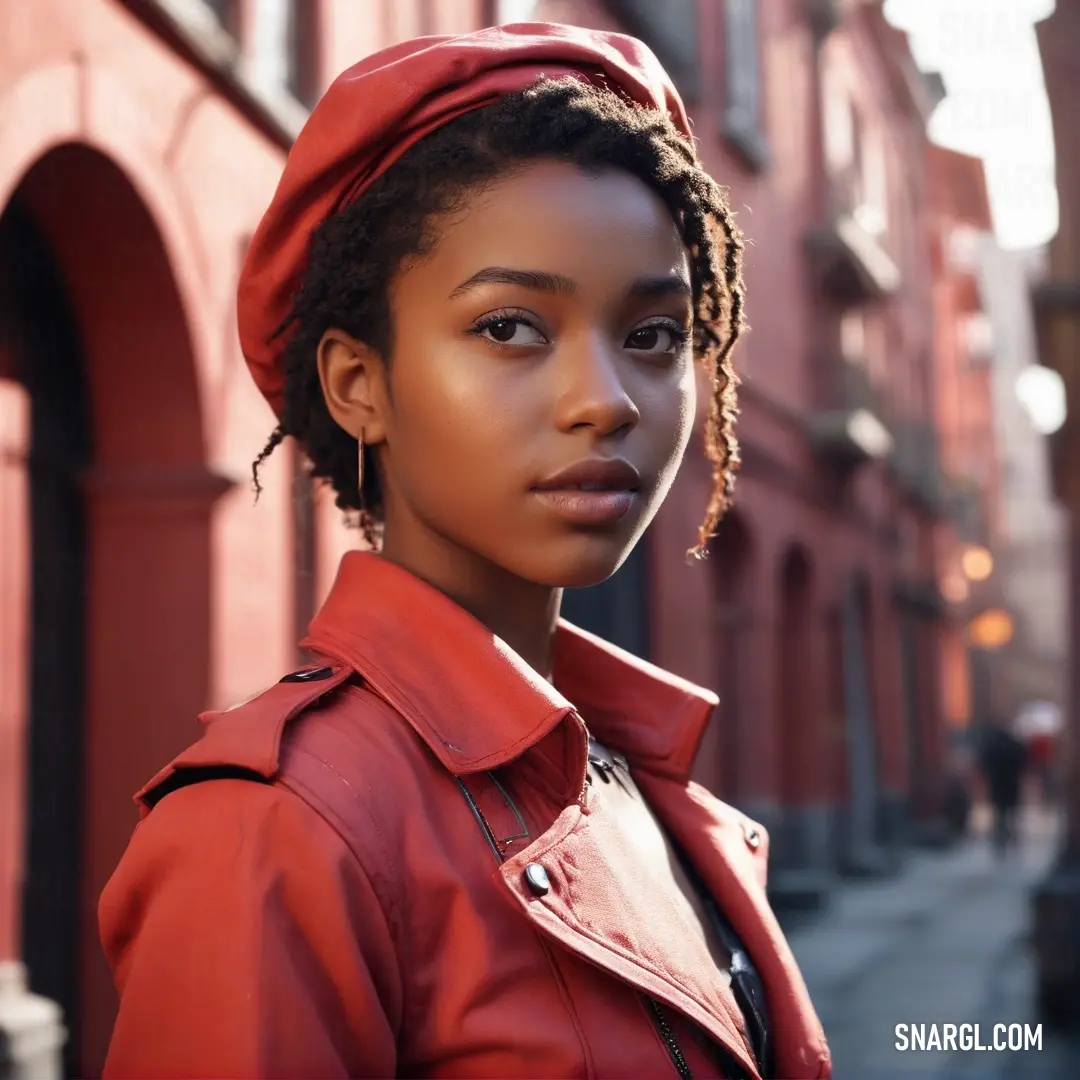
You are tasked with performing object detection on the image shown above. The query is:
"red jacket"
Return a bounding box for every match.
[100,552,829,1079]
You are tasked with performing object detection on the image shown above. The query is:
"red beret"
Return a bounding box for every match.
[236,22,693,416]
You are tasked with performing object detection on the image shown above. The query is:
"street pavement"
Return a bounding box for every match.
[783,804,1080,1080]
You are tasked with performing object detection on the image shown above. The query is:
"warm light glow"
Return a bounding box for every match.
[968,608,1015,650]
[961,545,994,582]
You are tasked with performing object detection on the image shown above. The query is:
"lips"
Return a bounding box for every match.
[532,458,641,493]
[531,458,642,526]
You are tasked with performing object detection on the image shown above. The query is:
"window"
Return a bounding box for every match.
[722,0,768,169]
[826,92,887,234]
[840,309,866,359]
[850,108,888,237]
[250,0,320,108]
[963,312,994,362]
[608,0,700,102]
[491,0,541,20]
[947,226,980,271]
[863,307,886,383]
[284,0,319,106]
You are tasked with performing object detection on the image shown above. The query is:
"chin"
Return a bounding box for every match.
[513,531,640,590]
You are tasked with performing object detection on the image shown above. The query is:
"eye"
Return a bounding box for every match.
[470,312,548,347]
[625,320,692,357]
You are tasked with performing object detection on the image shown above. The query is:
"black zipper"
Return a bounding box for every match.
[646,996,694,1080]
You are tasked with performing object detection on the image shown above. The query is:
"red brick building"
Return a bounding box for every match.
[0,1,983,1074]
[923,145,1007,731]
[1032,0,1080,1024]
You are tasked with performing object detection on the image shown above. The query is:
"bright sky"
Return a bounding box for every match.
[884,0,1059,250]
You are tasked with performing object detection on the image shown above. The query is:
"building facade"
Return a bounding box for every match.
[922,145,1003,737]
[0,0,986,1074]
[1032,0,1080,1026]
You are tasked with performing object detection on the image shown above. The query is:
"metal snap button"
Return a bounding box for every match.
[524,862,550,896]
[743,823,762,850]
[280,666,335,683]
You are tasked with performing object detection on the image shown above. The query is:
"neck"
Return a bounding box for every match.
[379,527,563,683]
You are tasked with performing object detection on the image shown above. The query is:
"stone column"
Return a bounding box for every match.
[0,381,66,1078]
[0,381,28,977]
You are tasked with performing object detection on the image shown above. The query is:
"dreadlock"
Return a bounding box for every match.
[252,76,745,559]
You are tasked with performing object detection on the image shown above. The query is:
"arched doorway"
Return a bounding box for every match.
[2,144,221,1077]
[770,543,836,904]
[708,511,753,801]
[778,545,813,808]
[0,195,92,1080]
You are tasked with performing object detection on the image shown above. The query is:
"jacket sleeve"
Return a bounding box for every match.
[99,778,402,1079]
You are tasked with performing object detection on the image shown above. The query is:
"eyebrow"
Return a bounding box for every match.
[447,266,692,302]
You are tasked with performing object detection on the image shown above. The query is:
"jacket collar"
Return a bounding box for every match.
[302,552,717,779]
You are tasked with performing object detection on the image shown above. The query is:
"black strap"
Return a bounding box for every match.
[142,765,270,810]
[589,738,769,1078]
[671,841,773,1079]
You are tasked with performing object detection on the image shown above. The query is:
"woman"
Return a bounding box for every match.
[99,22,829,1080]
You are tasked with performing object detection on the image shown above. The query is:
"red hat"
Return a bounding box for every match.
[236,22,693,416]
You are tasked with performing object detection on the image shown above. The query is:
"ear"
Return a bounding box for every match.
[316,328,390,445]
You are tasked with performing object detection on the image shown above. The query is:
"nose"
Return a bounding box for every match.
[553,332,641,437]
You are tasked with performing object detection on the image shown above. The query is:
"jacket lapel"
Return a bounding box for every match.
[497,788,761,1080]
[295,556,828,1077]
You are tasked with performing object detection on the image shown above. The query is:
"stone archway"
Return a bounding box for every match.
[839,571,885,873]
[2,143,226,1078]
[707,510,754,801]
[770,542,836,905]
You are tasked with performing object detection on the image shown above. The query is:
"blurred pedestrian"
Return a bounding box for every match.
[1013,700,1062,807]
[95,22,827,1080]
[977,718,1028,856]
[1026,730,1057,804]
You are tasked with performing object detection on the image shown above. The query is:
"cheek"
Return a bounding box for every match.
[649,361,698,479]
[387,347,533,500]
[679,363,699,445]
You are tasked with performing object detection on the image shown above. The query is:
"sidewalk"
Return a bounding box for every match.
[784,805,1080,1080]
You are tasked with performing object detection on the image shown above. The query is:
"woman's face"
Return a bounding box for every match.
[322,160,697,589]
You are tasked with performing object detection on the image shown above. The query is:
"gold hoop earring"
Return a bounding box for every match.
[357,431,365,503]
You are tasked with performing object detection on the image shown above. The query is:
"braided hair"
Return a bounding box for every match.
[253,76,745,559]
